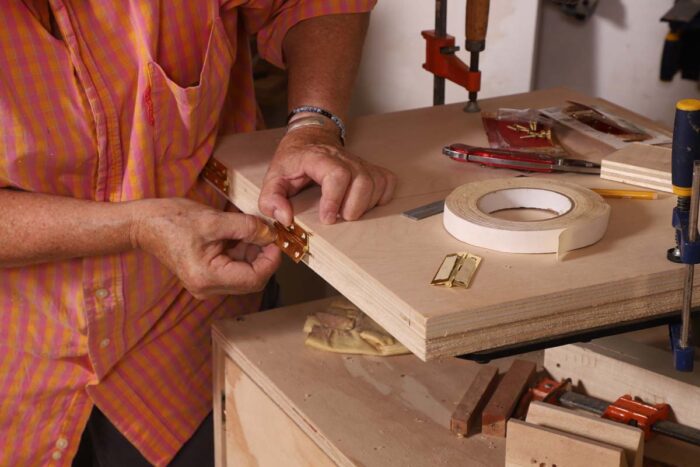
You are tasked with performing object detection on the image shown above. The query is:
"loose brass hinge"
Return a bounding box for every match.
[431,252,482,289]
[202,158,230,196]
[273,221,310,263]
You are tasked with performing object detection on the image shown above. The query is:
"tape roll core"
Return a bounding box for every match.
[444,178,611,254]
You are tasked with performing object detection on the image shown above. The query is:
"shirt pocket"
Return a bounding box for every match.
[147,17,234,162]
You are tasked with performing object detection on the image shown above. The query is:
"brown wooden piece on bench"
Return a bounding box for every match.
[482,359,536,437]
[450,365,499,436]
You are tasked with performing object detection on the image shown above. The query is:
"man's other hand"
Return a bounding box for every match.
[131,199,281,300]
[259,127,397,226]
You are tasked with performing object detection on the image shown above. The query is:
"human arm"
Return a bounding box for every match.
[258,12,397,226]
[0,189,280,298]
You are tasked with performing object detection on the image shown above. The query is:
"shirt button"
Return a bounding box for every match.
[56,438,68,450]
[95,288,109,299]
[100,338,111,348]
[52,451,62,460]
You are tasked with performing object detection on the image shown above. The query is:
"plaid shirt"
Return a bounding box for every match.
[0,1,375,465]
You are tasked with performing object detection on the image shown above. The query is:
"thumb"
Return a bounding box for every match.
[259,175,294,226]
[210,213,277,246]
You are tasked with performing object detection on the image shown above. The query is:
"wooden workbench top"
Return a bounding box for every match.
[213,298,532,467]
[211,87,688,360]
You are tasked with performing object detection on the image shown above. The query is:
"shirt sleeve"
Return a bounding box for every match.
[224,0,377,69]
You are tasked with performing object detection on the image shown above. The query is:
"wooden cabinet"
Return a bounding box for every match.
[212,298,526,467]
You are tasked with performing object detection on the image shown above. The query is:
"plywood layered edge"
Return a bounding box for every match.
[600,143,672,193]
[425,286,695,357]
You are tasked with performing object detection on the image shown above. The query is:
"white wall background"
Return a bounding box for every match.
[352,1,699,127]
[536,0,699,126]
[350,0,541,117]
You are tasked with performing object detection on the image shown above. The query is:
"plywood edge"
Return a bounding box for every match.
[424,269,684,337]
[600,163,671,180]
[599,173,671,193]
[213,325,357,467]
[506,419,627,467]
[423,287,692,358]
[526,401,643,467]
[423,270,687,342]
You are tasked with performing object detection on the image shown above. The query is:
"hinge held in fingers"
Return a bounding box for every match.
[202,158,230,195]
[273,221,310,263]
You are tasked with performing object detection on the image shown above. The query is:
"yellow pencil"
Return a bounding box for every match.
[591,188,658,200]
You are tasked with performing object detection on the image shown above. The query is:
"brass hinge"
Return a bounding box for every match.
[431,252,482,289]
[273,221,310,263]
[202,158,230,196]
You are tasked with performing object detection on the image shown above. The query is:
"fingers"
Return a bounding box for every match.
[210,244,281,294]
[301,154,351,224]
[303,153,397,223]
[260,142,398,226]
[259,175,294,226]
[340,165,374,221]
[207,212,277,246]
[378,168,398,206]
[336,161,397,221]
[225,242,261,263]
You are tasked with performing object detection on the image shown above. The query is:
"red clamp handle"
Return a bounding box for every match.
[603,395,670,440]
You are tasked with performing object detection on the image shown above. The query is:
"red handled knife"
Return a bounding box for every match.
[443,143,601,174]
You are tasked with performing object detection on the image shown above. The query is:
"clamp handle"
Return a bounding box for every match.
[671,99,700,197]
[466,0,490,51]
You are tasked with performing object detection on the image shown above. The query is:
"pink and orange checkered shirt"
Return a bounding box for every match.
[0,1,375,465]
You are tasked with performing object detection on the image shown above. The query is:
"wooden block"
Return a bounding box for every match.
[646,433,700,467]
[545,336,700,430]
[526,401,643,467]
[450,365,499,436]
[600,143,671,192]
[482,359,536,437]
[506,419,628,467]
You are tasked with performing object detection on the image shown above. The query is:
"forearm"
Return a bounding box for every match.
[0,189,146,268]
[283,13,370,120]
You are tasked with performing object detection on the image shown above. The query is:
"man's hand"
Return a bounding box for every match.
[259,127,397,226]
[131,198,281,299]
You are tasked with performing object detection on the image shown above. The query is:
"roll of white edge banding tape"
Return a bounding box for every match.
[443,178,611,255]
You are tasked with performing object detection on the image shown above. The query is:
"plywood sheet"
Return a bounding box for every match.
[213,298,520,466]
[601,143,672,193]
[211,87,692,360]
